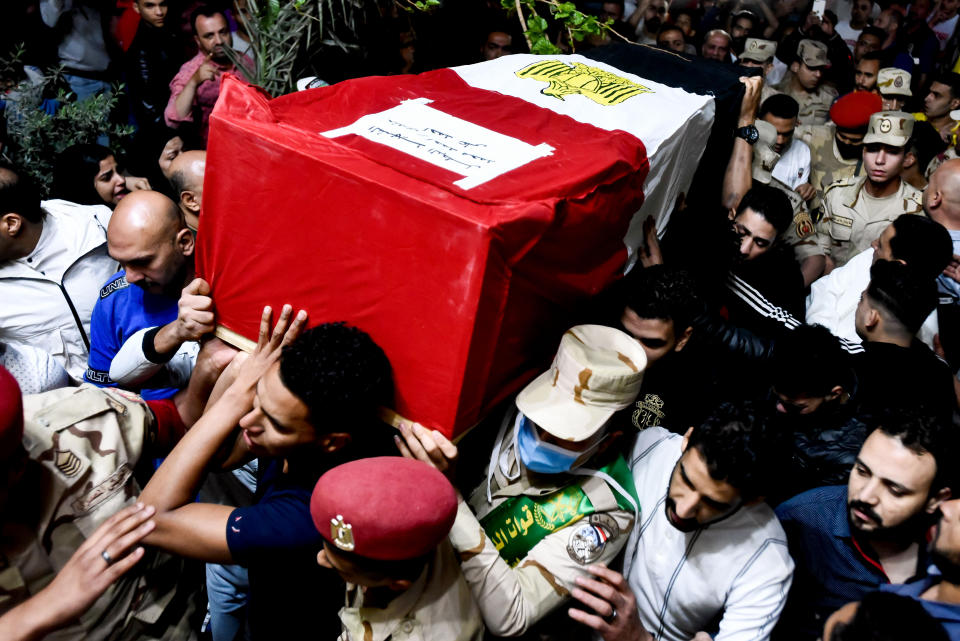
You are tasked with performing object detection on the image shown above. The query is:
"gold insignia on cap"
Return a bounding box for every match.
[879,118,892,133]
[330,514,355,551]
[894,76,903,87]
[750,40,760,50]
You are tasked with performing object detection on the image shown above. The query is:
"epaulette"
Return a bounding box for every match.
[99,274,129,299]
[823,176,858,195]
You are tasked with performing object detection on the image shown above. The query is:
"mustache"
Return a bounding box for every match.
[849,500,883,526]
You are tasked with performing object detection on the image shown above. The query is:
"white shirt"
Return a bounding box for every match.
[805,247,939,347]
[0,200,117,382]
[834,20,862,50]
[624,427,794,641]
[931,13,960,50]
[0,342,69,395]
[772,137,812,190]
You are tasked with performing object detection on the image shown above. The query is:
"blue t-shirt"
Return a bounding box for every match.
[226,458,342,638]
[882,577,960,640]
[84,271,178,400]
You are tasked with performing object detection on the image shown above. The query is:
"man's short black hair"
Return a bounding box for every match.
[657,23,685,38]
[858,26,887,43]
[736,184,793,235]
[889,215,953,279]
[621,265,702,332]
[772,324,854,399]
[866,260,937,334]
[907,121,948,176]
[687,401,779,501]
[759,93,800,120]
[833,592,950,641]
[867,409,957,495]
[860,50,884,62]
[934,71,960,100]
[279,322,393,428]
[190,4,227,35]
[0,164,42,225]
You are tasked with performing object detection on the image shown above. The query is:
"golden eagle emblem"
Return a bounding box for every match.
[515,60,653,106]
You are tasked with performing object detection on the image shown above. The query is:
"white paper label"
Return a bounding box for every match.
[321,98,554,189]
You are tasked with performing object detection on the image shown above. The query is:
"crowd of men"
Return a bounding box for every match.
[2,0,960,639]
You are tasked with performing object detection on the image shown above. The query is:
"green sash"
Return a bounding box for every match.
[479,455,639,567]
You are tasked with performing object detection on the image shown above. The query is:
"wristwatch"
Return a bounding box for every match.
[735,124,759,145]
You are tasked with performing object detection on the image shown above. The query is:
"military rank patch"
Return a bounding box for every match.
[55,449,82,477]
[567,514,620,565]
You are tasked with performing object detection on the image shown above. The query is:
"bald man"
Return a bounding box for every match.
[925,159,960,377]
[84,190,213,400]
[169,150,205,232]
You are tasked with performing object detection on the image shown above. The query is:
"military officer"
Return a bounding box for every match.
[818,111,924,269]
[396,325,645,637]
[739,38,780,104]
[311,457,483,641]
[797,90,883,208]
[753,120,821,274]
[777,39,839,126]
[878,67,912,111]
[0,366,200,640]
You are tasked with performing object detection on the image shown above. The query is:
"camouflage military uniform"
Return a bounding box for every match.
[819,176,924,267]
[779,83,838,127]
[927,146,959,178]
[446,413,635,636]
[0,385,200,640]
[797,123,866,210]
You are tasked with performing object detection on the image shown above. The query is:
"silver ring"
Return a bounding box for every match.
[101,549,113,565]
[604,606,618,623]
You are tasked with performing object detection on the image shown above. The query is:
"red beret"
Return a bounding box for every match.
[0,366,23,462]
[310,457,457,561]
[830,91,883,130]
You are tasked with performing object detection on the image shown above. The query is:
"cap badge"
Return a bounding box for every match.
[894,76,903,88]
[330,514,355,551]
[879,118,892,133]
[750,40,759,50]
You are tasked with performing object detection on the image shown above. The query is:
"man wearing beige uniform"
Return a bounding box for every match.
[818,111,923,269]
[777,40,839,126]
[397,325,646,636]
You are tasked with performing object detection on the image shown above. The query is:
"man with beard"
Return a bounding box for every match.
[774,411,954,640]
[164,5,251,141]
[817,111,923,269]
[854,52,883,94]
[85,191,209,400]
[563,402,794,641]
[822,496,960,639]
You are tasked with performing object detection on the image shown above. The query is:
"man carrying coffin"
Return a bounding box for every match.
[397,324,645,636]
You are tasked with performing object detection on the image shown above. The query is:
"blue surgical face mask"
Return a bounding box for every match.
[514,415,600,475]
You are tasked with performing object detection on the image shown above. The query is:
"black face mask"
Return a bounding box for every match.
[836,137,864,160]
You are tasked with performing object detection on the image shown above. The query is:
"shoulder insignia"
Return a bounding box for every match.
[823,177,856,194]
[567,514,620,565]
[55,449,82,477]
[99,275,128,299]
[793,211,815,237]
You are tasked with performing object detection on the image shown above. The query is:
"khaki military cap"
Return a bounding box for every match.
[752,120,780,184]
[877,68,912,97]
[741,38,777,62]
[797,39,830,68]
[862,111,915,147]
